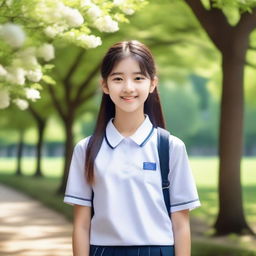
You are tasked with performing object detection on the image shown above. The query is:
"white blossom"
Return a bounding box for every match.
[80,0,92,7]
[113,0,125,4]
[25,88,41,101]
[6,0,13,7]
[78,34,102,48]
[13,47,39,69]
[13,98,29,110]
[6,67,26,85]
[12,56,38,70]
[44,25,67,38]
[0,89,10,109]
[62,7,84,27]
[37,44,55,61]
[26,69,43,82]
[44,26,59,38]
[94,16,119,32]
[0,65,7,77]
[0,23,26,48]
[87,4,102,19]
[113,0,134,15]
[17,47,36,57]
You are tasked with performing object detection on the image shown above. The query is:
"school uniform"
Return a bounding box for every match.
[64,114,200,256]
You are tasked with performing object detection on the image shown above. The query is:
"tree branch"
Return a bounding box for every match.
[73,62,101,105]
[46,84,66,120]
[64,49,86,85]
[248,45,256,51]
[76,88,98,107]
[28,105,45,124]
[147,39,184,48]
[183,0,232,51]
[63,49,86,106]
[237,8,256,34]
[245,61,256,69]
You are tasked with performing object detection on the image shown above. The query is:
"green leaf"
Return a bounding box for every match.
[42,75,56,85]
[31,83,43,90]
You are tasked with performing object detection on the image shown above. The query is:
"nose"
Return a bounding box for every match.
[123,79,135,93]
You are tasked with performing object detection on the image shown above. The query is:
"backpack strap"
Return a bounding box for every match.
[91,190,94,218]
[157,127,171,217]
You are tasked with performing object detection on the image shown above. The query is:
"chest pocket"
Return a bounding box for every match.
[142,161,160,184]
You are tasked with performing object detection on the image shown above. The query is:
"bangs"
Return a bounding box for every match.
[101,40,156,80]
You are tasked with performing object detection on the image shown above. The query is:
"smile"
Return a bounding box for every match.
[121,96,138,100]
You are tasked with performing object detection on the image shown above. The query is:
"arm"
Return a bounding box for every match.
[72,205,92,256]
[171,210,191,256]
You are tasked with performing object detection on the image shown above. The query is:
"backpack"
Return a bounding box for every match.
[91,127,171,218]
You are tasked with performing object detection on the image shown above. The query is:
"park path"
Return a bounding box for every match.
[0,183,73,256]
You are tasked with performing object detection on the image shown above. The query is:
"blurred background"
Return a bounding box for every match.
[0,0,256,255]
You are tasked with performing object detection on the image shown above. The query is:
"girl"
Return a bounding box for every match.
[64,40,200,256]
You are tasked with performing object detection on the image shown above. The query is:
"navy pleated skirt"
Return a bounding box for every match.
[89,245,175,256]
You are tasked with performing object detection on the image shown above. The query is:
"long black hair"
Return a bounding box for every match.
[85,40,166,185]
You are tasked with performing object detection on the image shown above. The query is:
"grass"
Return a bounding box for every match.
[190,157,256,226]
[192,242,256,256]
[0,156,256,255]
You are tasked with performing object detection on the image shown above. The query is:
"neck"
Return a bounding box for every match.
[113,108,145,137]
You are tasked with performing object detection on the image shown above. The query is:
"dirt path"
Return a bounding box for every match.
[0,183,72,256]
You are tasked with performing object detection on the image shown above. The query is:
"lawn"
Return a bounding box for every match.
[0,156,255,224]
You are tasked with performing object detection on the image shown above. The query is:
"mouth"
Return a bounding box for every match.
[121,96,138,100]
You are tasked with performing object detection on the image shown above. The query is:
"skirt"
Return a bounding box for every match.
[89,245,175,256]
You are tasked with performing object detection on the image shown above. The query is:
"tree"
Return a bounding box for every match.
[0,106,35,175]
[182,0,256,235]
[0,0,146,108]
[28,88,53,177]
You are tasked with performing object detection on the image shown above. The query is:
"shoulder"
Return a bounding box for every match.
[73,135,92,153]
[168,134,189,162]
[168,134,186,155]
[169,134,185,148]
[156,127,186,153]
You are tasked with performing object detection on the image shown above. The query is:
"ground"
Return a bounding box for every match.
[0,184,72,256]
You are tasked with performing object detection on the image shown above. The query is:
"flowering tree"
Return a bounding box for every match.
[0,0,146,109]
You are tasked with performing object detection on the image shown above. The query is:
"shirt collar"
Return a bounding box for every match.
[105,114,155,149]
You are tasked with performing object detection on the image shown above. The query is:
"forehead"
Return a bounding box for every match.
[111,56,141,73]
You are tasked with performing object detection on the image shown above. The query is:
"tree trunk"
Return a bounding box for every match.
[16,129,24,176]
[57,115,74,194]
[214,45,253,235]
[34,119,46,177]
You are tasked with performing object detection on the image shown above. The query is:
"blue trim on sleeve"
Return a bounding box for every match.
[65,194,92,202]
[140,126,155,147]
[171,198,199,207]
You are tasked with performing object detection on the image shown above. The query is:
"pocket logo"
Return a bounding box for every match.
[143,162,156,171]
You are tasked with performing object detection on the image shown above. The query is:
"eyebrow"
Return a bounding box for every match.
[110,72,144,76]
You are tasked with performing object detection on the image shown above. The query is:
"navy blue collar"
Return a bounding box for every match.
[105,115,155,149]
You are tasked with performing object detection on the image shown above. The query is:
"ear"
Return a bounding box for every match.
[149,76,158,93]
[101,79,109,94]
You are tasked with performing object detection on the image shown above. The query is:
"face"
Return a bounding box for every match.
[101,57,157,115]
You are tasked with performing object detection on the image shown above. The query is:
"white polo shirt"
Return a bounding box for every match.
[64,114,200,246]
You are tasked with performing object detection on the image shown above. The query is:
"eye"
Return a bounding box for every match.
[113,77,123,81]
[135,76,145,81]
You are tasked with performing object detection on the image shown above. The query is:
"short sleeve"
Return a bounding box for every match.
[168,135,201,213]
[64,137,93,207]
